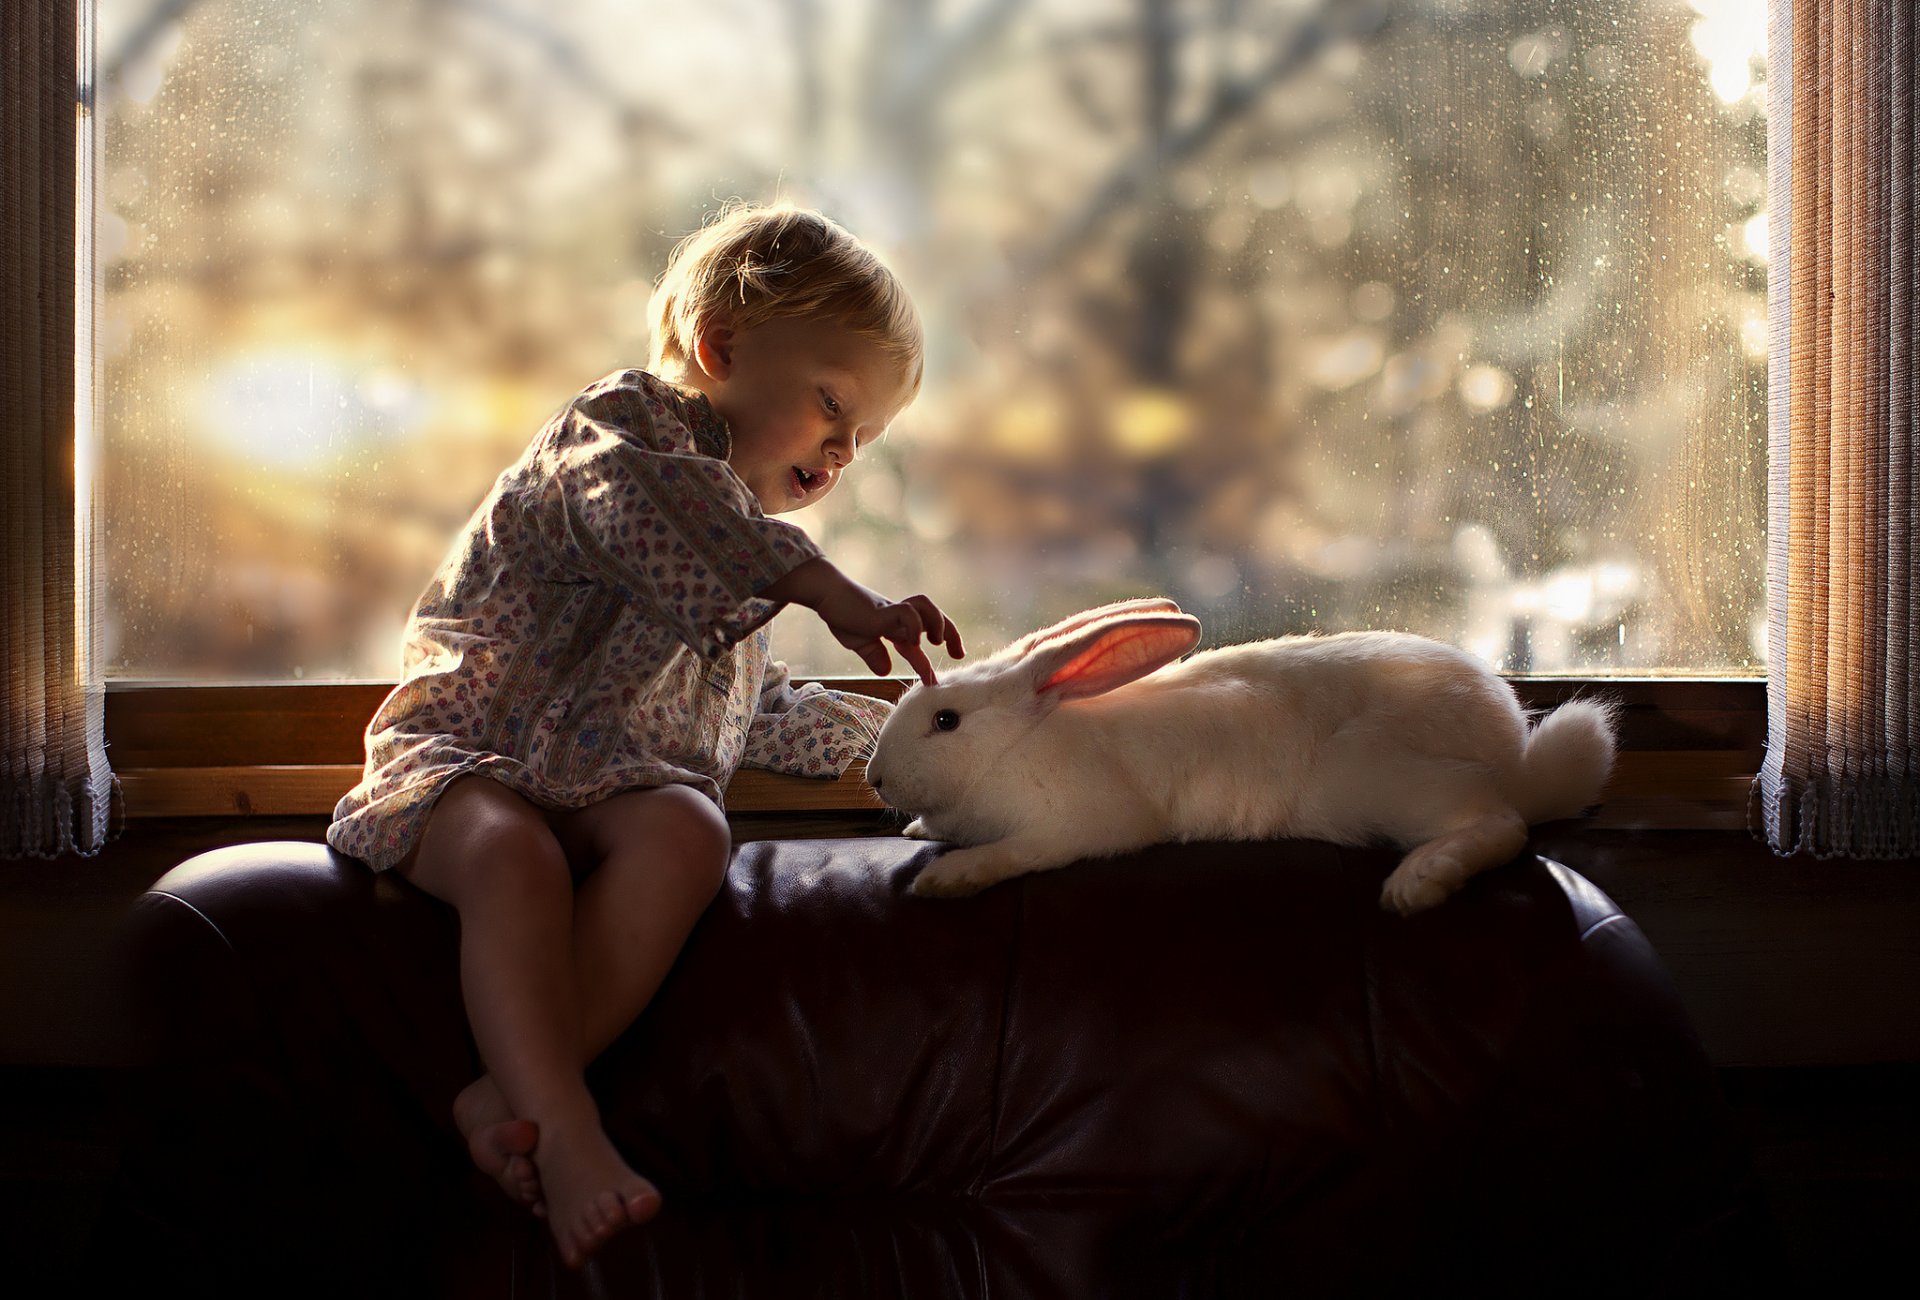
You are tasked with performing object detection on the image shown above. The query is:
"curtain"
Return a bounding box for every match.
[1756,0,1920,856]
[2,0,116,858]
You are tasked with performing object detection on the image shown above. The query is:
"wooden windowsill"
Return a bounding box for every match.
[104,676,1766,828]
[113,762,888,818]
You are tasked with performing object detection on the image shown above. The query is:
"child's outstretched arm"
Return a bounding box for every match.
[761,556,964,684]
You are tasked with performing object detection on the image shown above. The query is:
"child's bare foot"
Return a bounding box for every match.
[534,1119,662,1269]
[452,1076,544,1215]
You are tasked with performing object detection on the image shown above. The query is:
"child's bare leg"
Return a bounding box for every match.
[453,786,731,1157]
[556,783,733,1051]
[403,778,711,1267]
[429,783,731,1259]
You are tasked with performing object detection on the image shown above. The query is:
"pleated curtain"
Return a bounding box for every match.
[1756,0,1920,856]
[2,0,116,858]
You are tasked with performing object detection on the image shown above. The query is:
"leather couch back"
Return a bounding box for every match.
[120,835,1759,1297]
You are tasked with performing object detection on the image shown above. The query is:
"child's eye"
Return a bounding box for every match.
[821,391,842,417]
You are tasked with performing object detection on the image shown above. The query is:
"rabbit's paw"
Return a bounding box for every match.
[1379,852,1455,916]
[901,818,938,841]
[911,846,1018,898]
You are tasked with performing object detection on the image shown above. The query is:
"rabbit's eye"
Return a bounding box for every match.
[933,709,961,732]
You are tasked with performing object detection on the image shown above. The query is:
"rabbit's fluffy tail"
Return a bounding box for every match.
[1513,698,1619,824]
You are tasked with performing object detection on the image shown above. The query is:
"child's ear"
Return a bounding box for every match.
[693,321,736,381]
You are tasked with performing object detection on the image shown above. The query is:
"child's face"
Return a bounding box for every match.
[693,315,916,516]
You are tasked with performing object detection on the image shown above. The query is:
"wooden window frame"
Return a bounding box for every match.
[107,676,1764,829]
[72,0,1764,836]
[70,4,1766,836]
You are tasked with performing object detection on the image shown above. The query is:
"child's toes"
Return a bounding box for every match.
[593,1190,628,1236]
[1380,872,1446,915]
[625,1186,662,1226]
[505,1156,540,1204]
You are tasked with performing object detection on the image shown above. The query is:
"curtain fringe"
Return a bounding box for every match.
[1750,769,1920,859]
[1,771,122,860]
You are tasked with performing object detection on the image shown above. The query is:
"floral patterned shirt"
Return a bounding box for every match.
[326,369,891,870]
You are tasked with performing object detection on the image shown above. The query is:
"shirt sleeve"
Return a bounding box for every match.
[527,372,822,659]
[742,659,894,778]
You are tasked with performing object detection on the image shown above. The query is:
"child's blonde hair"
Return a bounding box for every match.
[649,203,924,393]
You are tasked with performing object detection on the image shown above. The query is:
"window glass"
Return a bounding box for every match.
[98,0,1768,680]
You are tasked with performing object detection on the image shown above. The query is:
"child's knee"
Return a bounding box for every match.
[563,785,731,897]
[646,787,732,894]
[414,780,571,902]
[614,787,733,898]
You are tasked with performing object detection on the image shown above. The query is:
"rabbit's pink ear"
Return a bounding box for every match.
[1008,597,1184,660]
[1031,614,1201,702]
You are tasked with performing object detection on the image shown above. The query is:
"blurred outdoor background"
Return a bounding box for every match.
[96,0,1769,681]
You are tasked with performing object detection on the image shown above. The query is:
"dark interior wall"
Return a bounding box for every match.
[4,817,1919,1070]
[1534,827,1920,1068]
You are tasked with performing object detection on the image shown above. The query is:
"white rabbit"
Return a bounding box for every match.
[864,597,1617,914]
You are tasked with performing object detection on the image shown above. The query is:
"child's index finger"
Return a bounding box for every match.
[894,637,937,686]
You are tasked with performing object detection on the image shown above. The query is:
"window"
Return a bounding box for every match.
[99,0,1766,687]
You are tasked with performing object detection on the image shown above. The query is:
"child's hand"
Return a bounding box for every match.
[821,587,963,685]
[763,558,964,684]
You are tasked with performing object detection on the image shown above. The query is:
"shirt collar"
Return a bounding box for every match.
[664,382,731,460]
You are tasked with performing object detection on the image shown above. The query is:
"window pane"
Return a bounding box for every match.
[99,0,1767,680]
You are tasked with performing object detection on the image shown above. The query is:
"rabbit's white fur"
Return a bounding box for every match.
[865,598,1617,914]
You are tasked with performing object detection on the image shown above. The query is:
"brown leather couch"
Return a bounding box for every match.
[117,835,1764,1298]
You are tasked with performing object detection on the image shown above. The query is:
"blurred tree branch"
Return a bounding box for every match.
[1010,0,1390,283]
[101,0,198,88]
[447,0,694,143]
[105,0,697,145]
[877,0,1024,119]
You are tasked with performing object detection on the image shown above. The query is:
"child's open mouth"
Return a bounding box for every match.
[790,466,827,497]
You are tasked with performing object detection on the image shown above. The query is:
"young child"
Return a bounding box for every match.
[327,204,964,1268]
